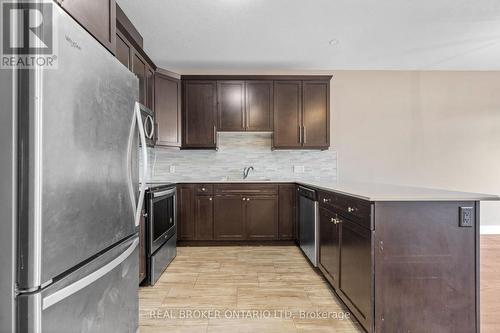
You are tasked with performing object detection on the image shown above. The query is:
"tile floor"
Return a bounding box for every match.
[139,246,363,333]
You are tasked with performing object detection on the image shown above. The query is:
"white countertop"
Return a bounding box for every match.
[146,179,500,202]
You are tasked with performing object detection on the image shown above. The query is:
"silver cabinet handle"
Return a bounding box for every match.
[43,238,139,310]
[135,102,148,227]
[303,126,306,144]
[213,126,217,145]
[299,126,302,144]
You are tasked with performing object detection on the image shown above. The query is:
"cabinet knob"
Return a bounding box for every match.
[201,187,206,191]
[247,198,250,201]
[323,198,331,203]
[209,197,212,201]
[348,206,356,213]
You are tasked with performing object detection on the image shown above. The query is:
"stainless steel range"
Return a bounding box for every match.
[145,184,177,285]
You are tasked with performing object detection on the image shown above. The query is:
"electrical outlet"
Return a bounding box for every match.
[169,165,176,173]
[294,165,305,173]
[459,207,473,227]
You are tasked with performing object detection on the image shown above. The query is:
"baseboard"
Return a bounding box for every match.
[480,225,500,235]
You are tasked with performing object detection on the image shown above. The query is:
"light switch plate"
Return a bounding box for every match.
[459,207,473,227]
[169,165,176,173]
[294,165,305,173]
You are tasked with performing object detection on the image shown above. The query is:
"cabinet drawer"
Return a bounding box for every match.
[195,184,213,195]
[318,191,371,228]
[215,184,278,195]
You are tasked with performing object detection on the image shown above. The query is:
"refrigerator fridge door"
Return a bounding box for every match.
[17,5,140,290]
[18,236,139,333]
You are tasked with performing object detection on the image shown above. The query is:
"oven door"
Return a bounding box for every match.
[149,188,176,254]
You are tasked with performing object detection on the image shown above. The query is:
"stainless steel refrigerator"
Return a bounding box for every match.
[0,4,148,332]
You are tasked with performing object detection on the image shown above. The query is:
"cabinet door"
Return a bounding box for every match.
[217,81,245,131]
[146,66,155,111]
[132,52,146,105]
[339,218,371,323]
[273,81,302,148]
[155,74,181,147]
[177,185,195,240]
[115,30,131,69]
[213,195,244,240]
[195,196,214,240]
[60,0,116,53]
[319,207,340,287]
[278,184,296,240]
[245,81,273,131]
[183,81,217,148]
[302,81,329,148]
[245,196,278,240]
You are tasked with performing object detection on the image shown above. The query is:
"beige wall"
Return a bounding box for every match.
[331,71,500,227]
[178,69,500,227]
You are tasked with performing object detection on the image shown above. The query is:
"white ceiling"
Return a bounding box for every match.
[117,0,500,72]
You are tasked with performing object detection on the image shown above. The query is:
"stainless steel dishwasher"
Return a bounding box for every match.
[298,186,319,266]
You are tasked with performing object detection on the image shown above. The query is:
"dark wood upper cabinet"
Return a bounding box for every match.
[245,195,278,240]
[213,195,245,240]
[146,67,155,110]
[115,30,131,69]
[217,81,245,131]
[278,184,297,240]
[273,80,330,149]
[195,196,214,240]
[58,0,116,54]
[177,185,195,240]
[273,81,302,148]
[132,52,146,106]
[182,81,217,148]
[155,73,181,147]
[245,81,273,131]
[302,81,329,148]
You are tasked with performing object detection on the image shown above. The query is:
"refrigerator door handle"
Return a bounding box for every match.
[126,106,137,227]
[42,238,139,310]
[135,102,148,227]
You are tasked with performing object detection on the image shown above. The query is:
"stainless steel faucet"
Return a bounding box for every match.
[243,166,254,179]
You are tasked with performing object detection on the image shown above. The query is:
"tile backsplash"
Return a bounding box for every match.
[143,132,337,182]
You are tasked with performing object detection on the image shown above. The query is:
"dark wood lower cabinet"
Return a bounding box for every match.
[195,195,214,240]
[317,191,480,333]
[337,217,372,328]
[213,195,245,240]
[318,207,340,288]
[177,185,195,240]
[177,183,289,242]
[245,195,278,240]
[278,184,297,240]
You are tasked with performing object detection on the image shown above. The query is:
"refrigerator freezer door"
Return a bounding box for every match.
[18,236,139,333]
[17,5,140,289]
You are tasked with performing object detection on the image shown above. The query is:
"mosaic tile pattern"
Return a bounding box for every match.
[142,132,337,182]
